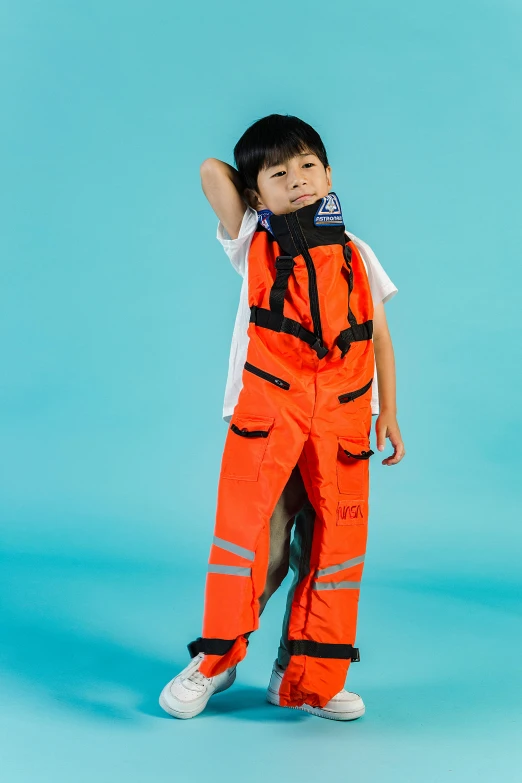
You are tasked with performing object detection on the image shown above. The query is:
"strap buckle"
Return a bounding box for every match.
[312,339,329,359]
[275,255,295,270]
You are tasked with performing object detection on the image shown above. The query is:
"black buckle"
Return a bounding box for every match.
[275,255,295,270]
[352,647,360,662]
[312,339,329,359]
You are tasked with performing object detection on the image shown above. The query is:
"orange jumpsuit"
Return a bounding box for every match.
[188,192,375,708]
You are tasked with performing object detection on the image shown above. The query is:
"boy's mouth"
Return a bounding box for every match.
[291,193,315,204]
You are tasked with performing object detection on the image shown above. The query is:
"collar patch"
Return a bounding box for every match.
[257,209,274,235]
[314,192,344,226]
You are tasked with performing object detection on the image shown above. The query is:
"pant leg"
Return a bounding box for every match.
[276,400,373,707]
[196,396,310,679]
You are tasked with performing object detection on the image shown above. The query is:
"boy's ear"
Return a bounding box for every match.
[325,165,332,190]
[244,188,264,210]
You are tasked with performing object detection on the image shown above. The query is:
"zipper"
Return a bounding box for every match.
[285,212,323,344]
[244,361,290,390]
[338,378,373,404]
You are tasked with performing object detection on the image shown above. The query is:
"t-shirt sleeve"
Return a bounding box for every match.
[216,206,258,278]
[347,232,398,307]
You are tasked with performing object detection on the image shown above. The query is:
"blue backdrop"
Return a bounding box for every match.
[1,1,521,781]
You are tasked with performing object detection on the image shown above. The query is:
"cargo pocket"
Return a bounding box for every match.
[337,436,374,496]
[221,415,275,481]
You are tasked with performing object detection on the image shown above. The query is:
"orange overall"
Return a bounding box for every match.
[188,192,375,708]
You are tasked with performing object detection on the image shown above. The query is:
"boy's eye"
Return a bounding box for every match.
[271,161,315,177]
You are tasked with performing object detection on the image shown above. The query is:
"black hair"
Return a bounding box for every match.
[233,114,329,192]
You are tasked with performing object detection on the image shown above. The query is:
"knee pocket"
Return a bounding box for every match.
[221,414,275,481]
[336,435,373,498]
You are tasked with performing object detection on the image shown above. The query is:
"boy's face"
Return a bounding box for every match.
[247,150,332,215]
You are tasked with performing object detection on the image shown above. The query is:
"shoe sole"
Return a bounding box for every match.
[159,667,237,720]
[266,687,365,721]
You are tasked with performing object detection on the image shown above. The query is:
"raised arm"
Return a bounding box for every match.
[200,158,249,240]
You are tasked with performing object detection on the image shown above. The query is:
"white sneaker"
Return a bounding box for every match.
[159,652,237,719]
[266,659,365,721]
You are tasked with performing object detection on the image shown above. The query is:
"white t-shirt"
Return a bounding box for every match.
[217,206,398,422]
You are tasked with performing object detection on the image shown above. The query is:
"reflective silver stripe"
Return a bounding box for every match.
[208,564,252,577]
[315,555,365,578]
[212,536,255,562]
[312,580,361,591]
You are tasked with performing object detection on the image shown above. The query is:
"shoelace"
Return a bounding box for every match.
[181,653,211,690]
[186,670,208,686]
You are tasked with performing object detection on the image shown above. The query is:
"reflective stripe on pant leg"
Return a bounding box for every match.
[208,564,252,576]
[314,554,365,578]
[312,555,366,590]
[312,579,361,590]
[212,536,255,561]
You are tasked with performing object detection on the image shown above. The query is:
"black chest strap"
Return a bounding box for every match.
[250,306,328,359]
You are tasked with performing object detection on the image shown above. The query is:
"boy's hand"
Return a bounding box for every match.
[374,413,405,466]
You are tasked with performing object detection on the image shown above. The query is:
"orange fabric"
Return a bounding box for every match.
[197,198,374,708]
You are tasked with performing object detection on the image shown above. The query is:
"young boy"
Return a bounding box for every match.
[160,114,405,721]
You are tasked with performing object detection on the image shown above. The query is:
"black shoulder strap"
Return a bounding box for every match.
[269,256,295,314]
[335,240,373,358]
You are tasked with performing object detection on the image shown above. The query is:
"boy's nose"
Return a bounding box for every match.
[290,172,307,189]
